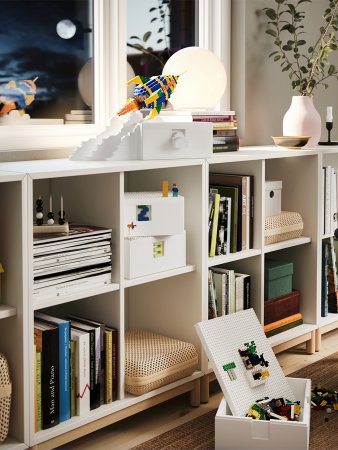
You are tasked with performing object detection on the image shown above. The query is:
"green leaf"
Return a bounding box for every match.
[269,51,279,57]
[274,55,281,61]
[300,66,308,73]
[297,40,306,45]
[129,35,140,40]
[266,29,277,37]
[265,9,277,20]
[328,64,336,75]
[143,31,152,42]
[158,27,164,32]
[282,44,293,51]
[308,46,314,53]
[157,39,163,44]
[150,17,157,23]
[281,23,295,33]
[149,7,157,12]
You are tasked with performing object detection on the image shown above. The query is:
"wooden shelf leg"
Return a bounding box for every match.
[315,328,322,352]
[306,330,316,354]
[200,374,210,404]
[189,378,200,407]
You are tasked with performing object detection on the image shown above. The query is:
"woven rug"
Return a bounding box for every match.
[130,352,338,450]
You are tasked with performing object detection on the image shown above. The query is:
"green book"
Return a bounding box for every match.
[265,319,303,337]
[70,339,76,417]
[35,350,42,432]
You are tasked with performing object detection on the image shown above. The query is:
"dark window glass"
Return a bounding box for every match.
[0,0,93,124]
[127,0,198,77]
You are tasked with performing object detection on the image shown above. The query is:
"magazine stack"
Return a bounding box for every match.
[33,225,112,300]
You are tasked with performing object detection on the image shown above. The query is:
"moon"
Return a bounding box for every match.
[56,19,77,39]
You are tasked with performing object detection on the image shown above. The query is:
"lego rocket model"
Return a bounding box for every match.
[0,77,38,116]
[117,74,180,120]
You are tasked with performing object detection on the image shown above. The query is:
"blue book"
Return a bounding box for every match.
[35,312,70,422]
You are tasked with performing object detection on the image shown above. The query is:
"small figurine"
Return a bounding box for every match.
[58,195,66,225]
[35,196,43,225]
[117,74,181,120]
[172,183,179,197]
[0,77,38,116]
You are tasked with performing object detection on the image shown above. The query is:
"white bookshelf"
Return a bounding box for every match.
[0,146,337,447]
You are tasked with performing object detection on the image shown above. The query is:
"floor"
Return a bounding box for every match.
[58,330,338,450]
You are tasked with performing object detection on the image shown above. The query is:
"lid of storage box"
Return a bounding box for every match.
[264,259,294,280]
[265,180,282,191]
[195,309,295,417]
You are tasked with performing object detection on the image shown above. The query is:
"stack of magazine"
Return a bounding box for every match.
[33,225,112,299]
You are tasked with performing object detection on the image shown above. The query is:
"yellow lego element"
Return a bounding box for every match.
[261,370,270,379]
[294,404,301,415]
[320,399,328,406]
[126,76,144,85]
[0,263,3,273]
[153,241,164,258]
[162,180,169,197]
[333,403,338,411]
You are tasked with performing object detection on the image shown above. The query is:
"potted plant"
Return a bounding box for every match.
[263,0,338,146]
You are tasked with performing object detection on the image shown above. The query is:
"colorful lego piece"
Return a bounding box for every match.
[162,180,169,198]
[137,205,151,221]
[246,397,301,421]
[0,77,38,116]
[153,240,164,258]
[222,361,237,381]
[172,183,179,197]
[117,74,180,120]
[239,341,270,388]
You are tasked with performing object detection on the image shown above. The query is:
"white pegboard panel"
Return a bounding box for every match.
[195,309,295,417]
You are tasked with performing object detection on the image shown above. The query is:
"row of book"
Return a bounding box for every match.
[322,165,338,235]
[208,173,254,256]
[34,312,118,431]
[192,111,239,152]
[322,236,338,316]
[208,266,251,319]
[33,224,112,300]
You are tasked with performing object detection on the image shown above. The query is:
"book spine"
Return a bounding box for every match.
[35,350,42,432]
[104,330,113,403]
[263,313,303,333]
[58,322,70,422]
[235,274,244,312]
[324,166,332,234]
[243,275,251,310]
[70,340,76,417]
[112,328,118,401]
[322,241,329,317]
[41,329,59,429]
[72,331,90,416]
[209,193,220,257]
[208,269,217,319]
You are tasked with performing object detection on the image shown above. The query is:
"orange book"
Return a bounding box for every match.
[263,313,303,333]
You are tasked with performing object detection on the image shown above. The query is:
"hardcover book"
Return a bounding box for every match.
[34,320,59,429]
[70,328,90,416]
[264,289,301,325]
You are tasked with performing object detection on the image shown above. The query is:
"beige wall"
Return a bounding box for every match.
[232,0,338,145]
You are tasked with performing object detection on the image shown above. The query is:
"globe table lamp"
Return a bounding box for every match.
[162,46,227,110]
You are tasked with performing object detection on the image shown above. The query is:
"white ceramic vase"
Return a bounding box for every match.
[283,96,322,147]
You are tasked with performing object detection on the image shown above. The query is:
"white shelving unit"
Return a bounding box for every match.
[0,145,337,448]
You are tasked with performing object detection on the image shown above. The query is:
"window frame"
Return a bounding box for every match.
[0,0,231,155]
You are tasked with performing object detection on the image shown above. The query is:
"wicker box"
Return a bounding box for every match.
[125,330,198,395]
[265,211,304,245]
[0,353,11,442]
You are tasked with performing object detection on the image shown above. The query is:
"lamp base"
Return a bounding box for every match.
[318,141,338,145]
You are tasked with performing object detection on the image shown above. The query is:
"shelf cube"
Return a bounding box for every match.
[124,232,186,279]
[124,192,184,237]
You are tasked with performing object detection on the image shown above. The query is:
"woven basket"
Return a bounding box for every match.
[0,353,11,442]
[125,330,198,396]
[265,211,304,245]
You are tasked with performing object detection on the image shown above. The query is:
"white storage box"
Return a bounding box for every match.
[124,231,186,279]
[124,192,184,237]
[215,377,311,450]
[265,180,282,217]
[141,121,213,159]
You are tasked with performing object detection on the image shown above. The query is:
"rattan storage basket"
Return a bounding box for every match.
[0,353,11,442]
[125,330,198,395]
[265,211,304,245]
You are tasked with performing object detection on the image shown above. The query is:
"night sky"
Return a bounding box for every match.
[0,0,93,118]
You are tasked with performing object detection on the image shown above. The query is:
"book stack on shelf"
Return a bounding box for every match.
[322,165,338,235]
[33,225,112,299]
[208,173,254,256]
[34,312,118,431]
[264,259,303,336]
[208,266,251,319]
[64,110,92,124]
[192,111,239,152]
[321,236,338,316]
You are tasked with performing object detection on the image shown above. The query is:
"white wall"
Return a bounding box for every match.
[232,0,338,145]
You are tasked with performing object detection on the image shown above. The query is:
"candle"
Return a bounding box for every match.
[326,106,333,122]
[49,194,52,212]
[60,194,63,218]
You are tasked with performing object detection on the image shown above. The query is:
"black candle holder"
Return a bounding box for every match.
[319,121,338,145]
